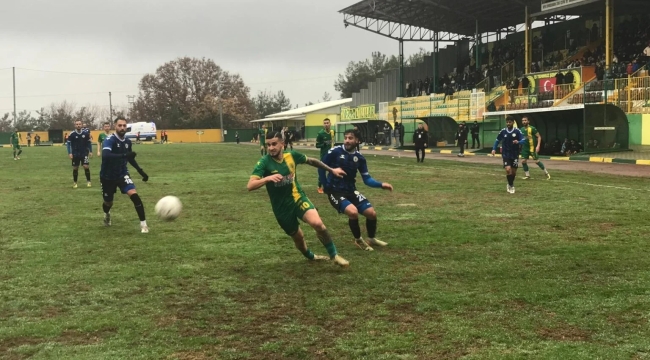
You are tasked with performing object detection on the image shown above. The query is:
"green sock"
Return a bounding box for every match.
[522,163,529,172]
[538,161,546,171]
[316,229,338,258]
[302,249,315,260]
[324,242,337,258]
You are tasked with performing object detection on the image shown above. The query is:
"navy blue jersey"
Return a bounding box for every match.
[493,127,527,159]
[100,134,133,180]
[320,145,382,193]
[66,129,92,157]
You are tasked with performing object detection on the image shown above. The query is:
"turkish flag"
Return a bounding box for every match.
[538,77,556,92]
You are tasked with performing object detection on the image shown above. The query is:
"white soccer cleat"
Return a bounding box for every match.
[141,225,149,233]
[367,238,388,247]
[355,238,374,251]
[506,185,511,193]
[103,213,111,226]
[510,186,516,194]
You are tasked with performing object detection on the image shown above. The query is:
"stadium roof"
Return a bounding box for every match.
[249,98,352,123]
[339,0,648,41]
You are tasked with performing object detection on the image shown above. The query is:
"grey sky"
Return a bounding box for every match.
[0,0,428,120]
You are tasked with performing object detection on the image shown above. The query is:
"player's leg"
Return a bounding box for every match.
[299,199,348,267]
[356,194,387,247]
[16,145,22,158]
[72,158,80,188]
[101,179,117,226]
[421,147,426,162]
[83,157,91,186]
[521,156,530,179]
[534,153,550,179]
[288,227,328,261]
[121,176,148,233]
[415,148,421,162]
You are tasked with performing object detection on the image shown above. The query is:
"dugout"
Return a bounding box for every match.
[335,120,394,146]
[483,104,629,155]
[420,116,459,146]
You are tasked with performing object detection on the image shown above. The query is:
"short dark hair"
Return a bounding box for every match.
[266,131,284,141]
[74,119,82,123]
[344,129,360,140]
[323,118,330,123]
[114,116,127,124]
[103,122,110,126]
[506,115,516,122]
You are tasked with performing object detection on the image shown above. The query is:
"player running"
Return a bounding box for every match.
[100,116,150,233]
[520,116,551,180]
[492,116,527,194]
[320,129,393,251]
[97,122,111,157]
[259,124,268,156]
[315,118,335,194]
[247,131,350,267]
[10,129,22,160]
[67,120,93,188]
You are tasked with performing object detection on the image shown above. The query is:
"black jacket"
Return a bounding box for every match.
[413,129,428,147]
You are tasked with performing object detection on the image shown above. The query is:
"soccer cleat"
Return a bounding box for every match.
[354,238,374,251]
[367,238,388,247]
[73,183,78,189]
[331,254,349,267]
[546,173,551,180]
[510,186,516,194]
[523,176,530,180]
[317,187,324,194]
[13,157,17,160]
[311,254,330,261]
[87,182,92,188]
[506,185,511,193]
[141,225,149,233]
[103,213,111,226]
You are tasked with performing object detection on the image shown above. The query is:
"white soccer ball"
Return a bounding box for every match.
[155,196,182,221]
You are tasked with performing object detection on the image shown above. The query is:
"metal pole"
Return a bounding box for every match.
[219,100,224,142]
[525,6,530,74]
[476,20,480,70]
[399,40,404,98]
[433,32,439,93]
[13,67,16,127]
[109,92,113,120]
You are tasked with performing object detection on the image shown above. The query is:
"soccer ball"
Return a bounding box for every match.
[155,196,182,221]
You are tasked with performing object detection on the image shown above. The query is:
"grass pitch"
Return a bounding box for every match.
[1,144,650,360]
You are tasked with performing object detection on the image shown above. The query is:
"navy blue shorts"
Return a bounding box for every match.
[502,157,519,169]
[326,191,373,214]
[72,155,89,167]
[101,175,136,202]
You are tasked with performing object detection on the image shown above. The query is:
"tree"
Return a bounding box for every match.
[48,101,76,130]
[322,92,332,102]
[132,57,255,129]
[30,108,51,131]
[14,110,34,131]
[253,90,292,118]
[334,51,400,98]
[406,48,429,68]
[0,113,12,132]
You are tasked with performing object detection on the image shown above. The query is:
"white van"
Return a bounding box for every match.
[126,122,157,141]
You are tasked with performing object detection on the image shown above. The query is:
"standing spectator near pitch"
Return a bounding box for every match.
[470,121,480,149]
[413,123,428,163]
[455,123,468,157]
[315,118,334,194]
[393,122,400,147]
[26,133,32,147]
[235,131,240,144]
[491,116,527,194]
[259,124,268,156]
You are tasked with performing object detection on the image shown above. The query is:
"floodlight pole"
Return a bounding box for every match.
[475,20,481,70]
[12,67,16,128]
[525,6,530,74]
[433,32,439,93]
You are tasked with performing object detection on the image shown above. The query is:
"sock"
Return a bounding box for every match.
[13,150,16,158]
[538,161,547,172]
[367,219,377,238]
[507,174,514,186]
[84,168,91,181]
[130,193,146,221]
[522,163,529,172]
[316,229,338,258]
[102,203,112,214]
[73,169,79,183]
[140,220,147,227]
[261,149,264,155]
[348,218,361,239]
[302,249,315,260]
[17,149,22,156]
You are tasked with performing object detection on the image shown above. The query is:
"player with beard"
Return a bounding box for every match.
[320,129,393,251]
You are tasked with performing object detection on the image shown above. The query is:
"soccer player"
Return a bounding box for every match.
[259,124,268,156]
[520,116,551,180]
[320,129,393,251]
[100,116,150,233]
[491,115,527,194]
[97,122,111,157]
[247,131,349,267]
[10,129,22,160]
[67,120,93,188]
[315,118,334,194]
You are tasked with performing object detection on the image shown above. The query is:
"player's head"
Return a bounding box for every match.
[506,115,515,129]
[74,120,82,130]
[343,129,360,152]
[323,118,331,131]
[114,116,128,137]
[265,131,285,158]
[522,116,530,126]
[82,123,87,129]
[103,122,111,132]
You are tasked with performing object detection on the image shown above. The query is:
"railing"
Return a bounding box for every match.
[501,60,515,86]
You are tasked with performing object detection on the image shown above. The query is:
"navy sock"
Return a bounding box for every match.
[366,219,377,238]
[349,219,361,238]
[73,170,78,183]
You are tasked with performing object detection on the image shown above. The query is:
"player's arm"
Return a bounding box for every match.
[247,158,279,191]
[315,133,324,149]
[516,130,527,146]
[491,131,504,154]
[97,138,102,156]
[359,157,392,191]
[535,131,542,152]
[66,138,73,158]
[126,146,149,181]
[305,157,346,178]
[87,137,93,157]
[318,149,337,187]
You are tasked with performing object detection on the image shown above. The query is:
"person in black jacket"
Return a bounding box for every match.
[413,123,428,163]
[470,121,480,149]
[455,123,468,157]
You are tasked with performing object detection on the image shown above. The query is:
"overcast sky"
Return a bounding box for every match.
[0,0,432,119]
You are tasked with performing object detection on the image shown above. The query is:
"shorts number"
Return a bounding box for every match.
[300,202,310,210]
[124,175,134,185]
[356,193,366,202]
[329,194,338,205]
[504,161,508,166]
[84,156,89,162]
